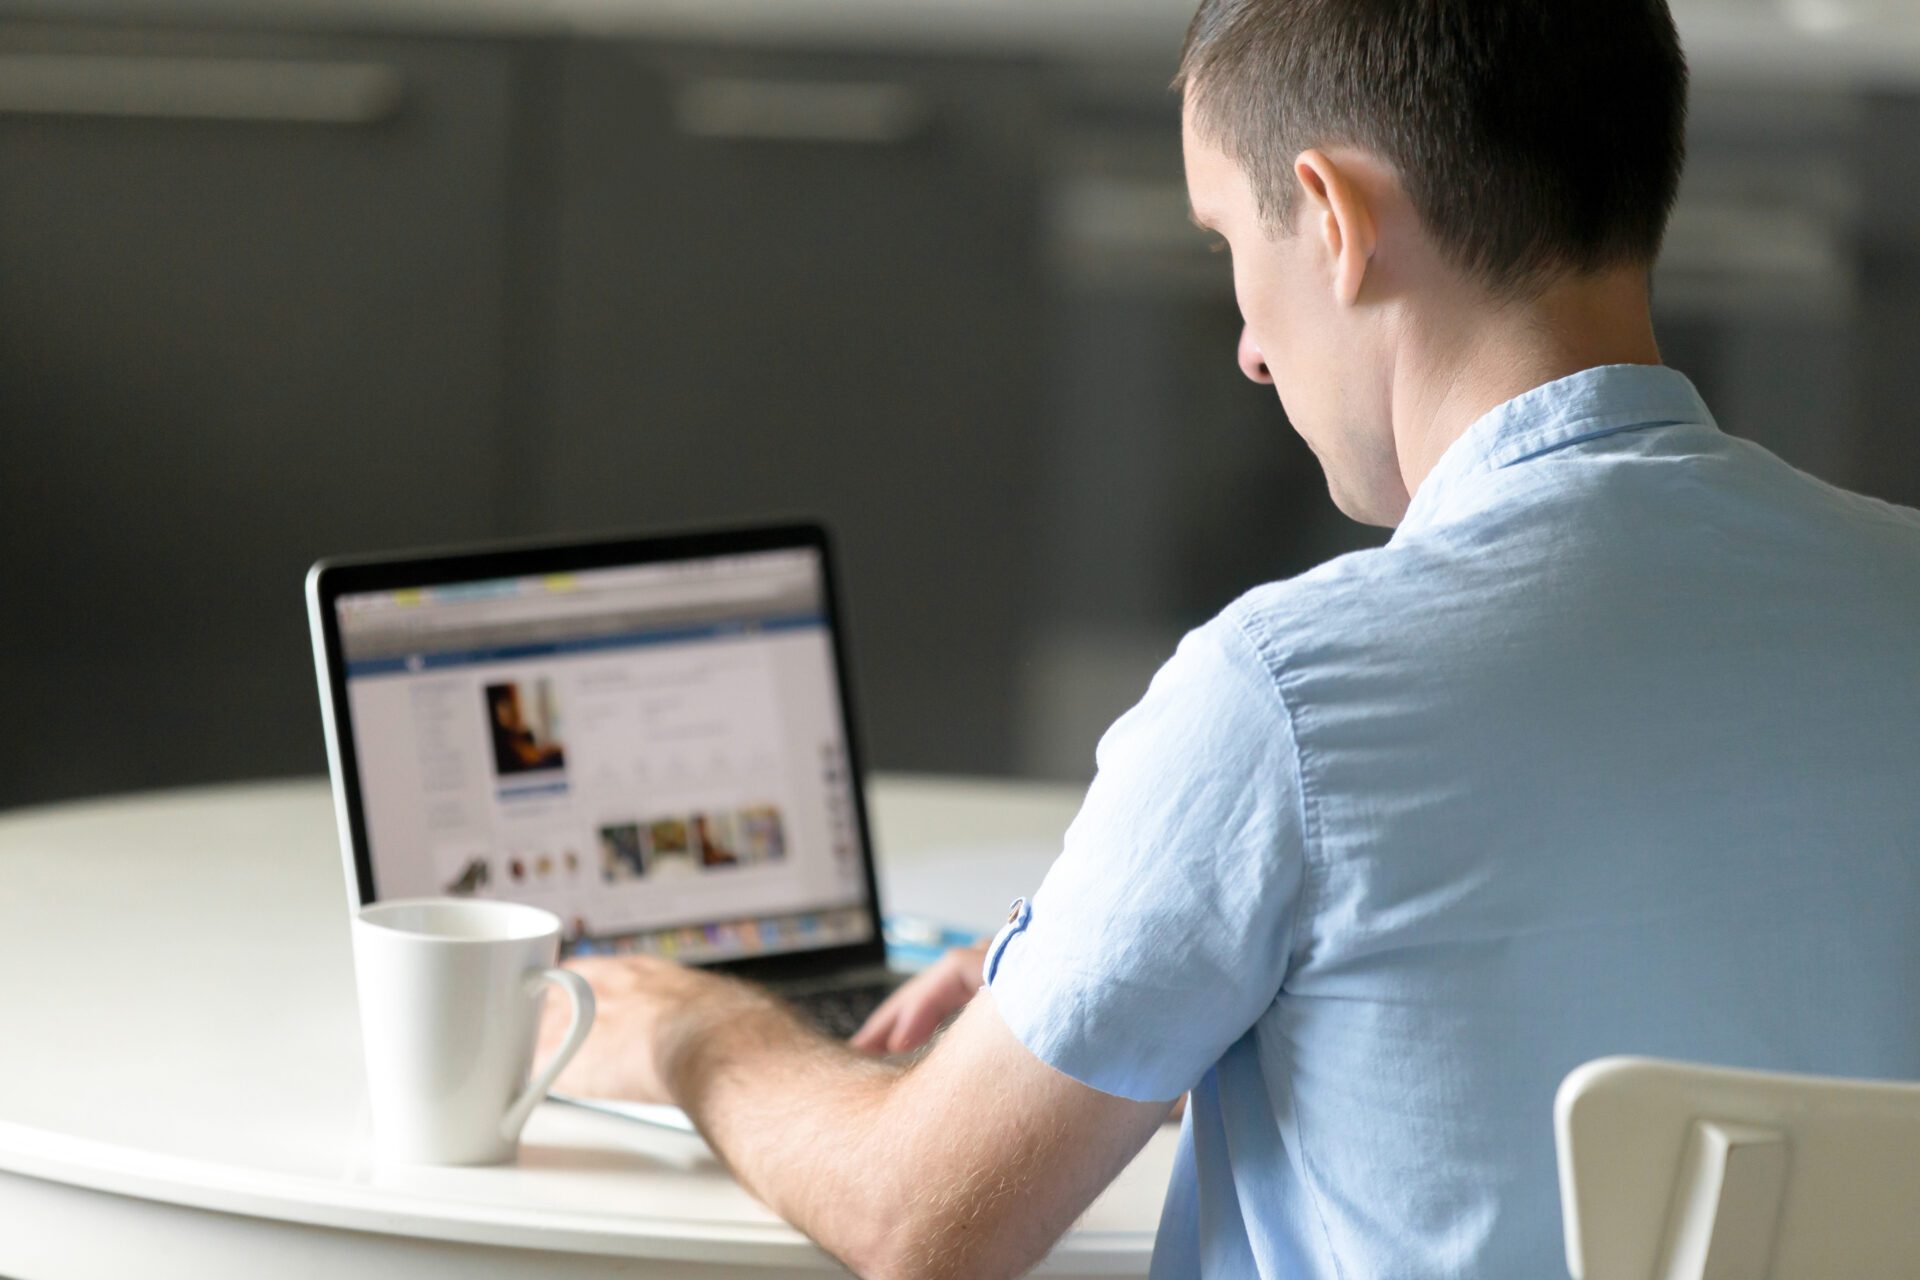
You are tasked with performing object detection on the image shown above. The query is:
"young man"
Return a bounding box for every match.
[545,1,1920,1275]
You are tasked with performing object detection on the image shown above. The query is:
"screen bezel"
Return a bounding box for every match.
[307,521,889,983]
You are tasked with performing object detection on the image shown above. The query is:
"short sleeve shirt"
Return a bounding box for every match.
[986,364,1920,1278]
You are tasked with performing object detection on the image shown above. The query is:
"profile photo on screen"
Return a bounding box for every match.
[484,679,566,777]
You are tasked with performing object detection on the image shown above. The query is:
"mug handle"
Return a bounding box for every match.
[499,968,596,1142]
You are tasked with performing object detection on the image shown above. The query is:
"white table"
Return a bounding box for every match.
[0,775,1175,1278]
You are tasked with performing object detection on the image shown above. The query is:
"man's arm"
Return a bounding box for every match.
[548,956,1170,1280]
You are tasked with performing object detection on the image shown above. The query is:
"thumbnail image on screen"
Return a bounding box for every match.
[484,679,566,776]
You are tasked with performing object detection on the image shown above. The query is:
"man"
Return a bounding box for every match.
[545,1,1920,1275]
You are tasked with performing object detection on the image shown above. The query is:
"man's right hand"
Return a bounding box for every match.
[850,939,992,1055]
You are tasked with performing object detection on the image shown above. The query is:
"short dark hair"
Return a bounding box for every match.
[1177,0,1689,296]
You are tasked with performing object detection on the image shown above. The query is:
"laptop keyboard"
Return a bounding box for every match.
[789,980,897,1040]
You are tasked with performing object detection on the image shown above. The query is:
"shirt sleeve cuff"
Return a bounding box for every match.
[982,896,1030,983]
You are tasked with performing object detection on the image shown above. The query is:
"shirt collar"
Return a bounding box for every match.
[1395,364,1715,537]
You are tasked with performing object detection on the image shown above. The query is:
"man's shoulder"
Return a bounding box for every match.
[1218,538,1457,671]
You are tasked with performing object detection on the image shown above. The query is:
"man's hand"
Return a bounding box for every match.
[536,954,779,1103]
[850,940,990,1055]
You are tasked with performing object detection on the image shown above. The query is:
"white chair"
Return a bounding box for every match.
[1555,1056,1920,1279]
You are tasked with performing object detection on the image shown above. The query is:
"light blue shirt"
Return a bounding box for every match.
[986,365,1920,1278]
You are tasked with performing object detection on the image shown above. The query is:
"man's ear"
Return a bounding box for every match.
[1293,149,1377,307]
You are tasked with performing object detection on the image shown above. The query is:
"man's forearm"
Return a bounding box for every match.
[658,979,1118,1280]
[662,979,911,1274]
[555,958,1164,1280]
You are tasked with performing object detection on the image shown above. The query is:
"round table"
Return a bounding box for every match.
[0,775,1176,1278]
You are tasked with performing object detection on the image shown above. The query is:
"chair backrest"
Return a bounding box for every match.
[1556,1056,1920,1280]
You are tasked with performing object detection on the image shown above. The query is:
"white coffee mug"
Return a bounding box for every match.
[351,898,595,1165]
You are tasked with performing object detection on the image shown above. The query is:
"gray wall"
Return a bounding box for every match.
[4,20,1918,806]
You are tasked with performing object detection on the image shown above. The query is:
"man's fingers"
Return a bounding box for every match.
[850,999,902,1053]
[854,940,993,1055]
[535,987,569,1055]
[886,991,954,1054]
[856,959,944,1051]
[882,962,978,1054]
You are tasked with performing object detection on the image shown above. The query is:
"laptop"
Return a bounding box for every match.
[306,522,903,1044]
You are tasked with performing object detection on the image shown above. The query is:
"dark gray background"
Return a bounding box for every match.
[4,12,1916,806]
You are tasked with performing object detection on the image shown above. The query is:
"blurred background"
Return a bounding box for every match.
[4,0,1919,806]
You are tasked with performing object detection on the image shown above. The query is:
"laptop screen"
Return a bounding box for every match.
[332,544,876,965]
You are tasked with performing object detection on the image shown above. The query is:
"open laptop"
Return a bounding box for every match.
[306,522,902,1044]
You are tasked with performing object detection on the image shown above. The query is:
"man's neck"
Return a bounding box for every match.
[1391,268,1663,501]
